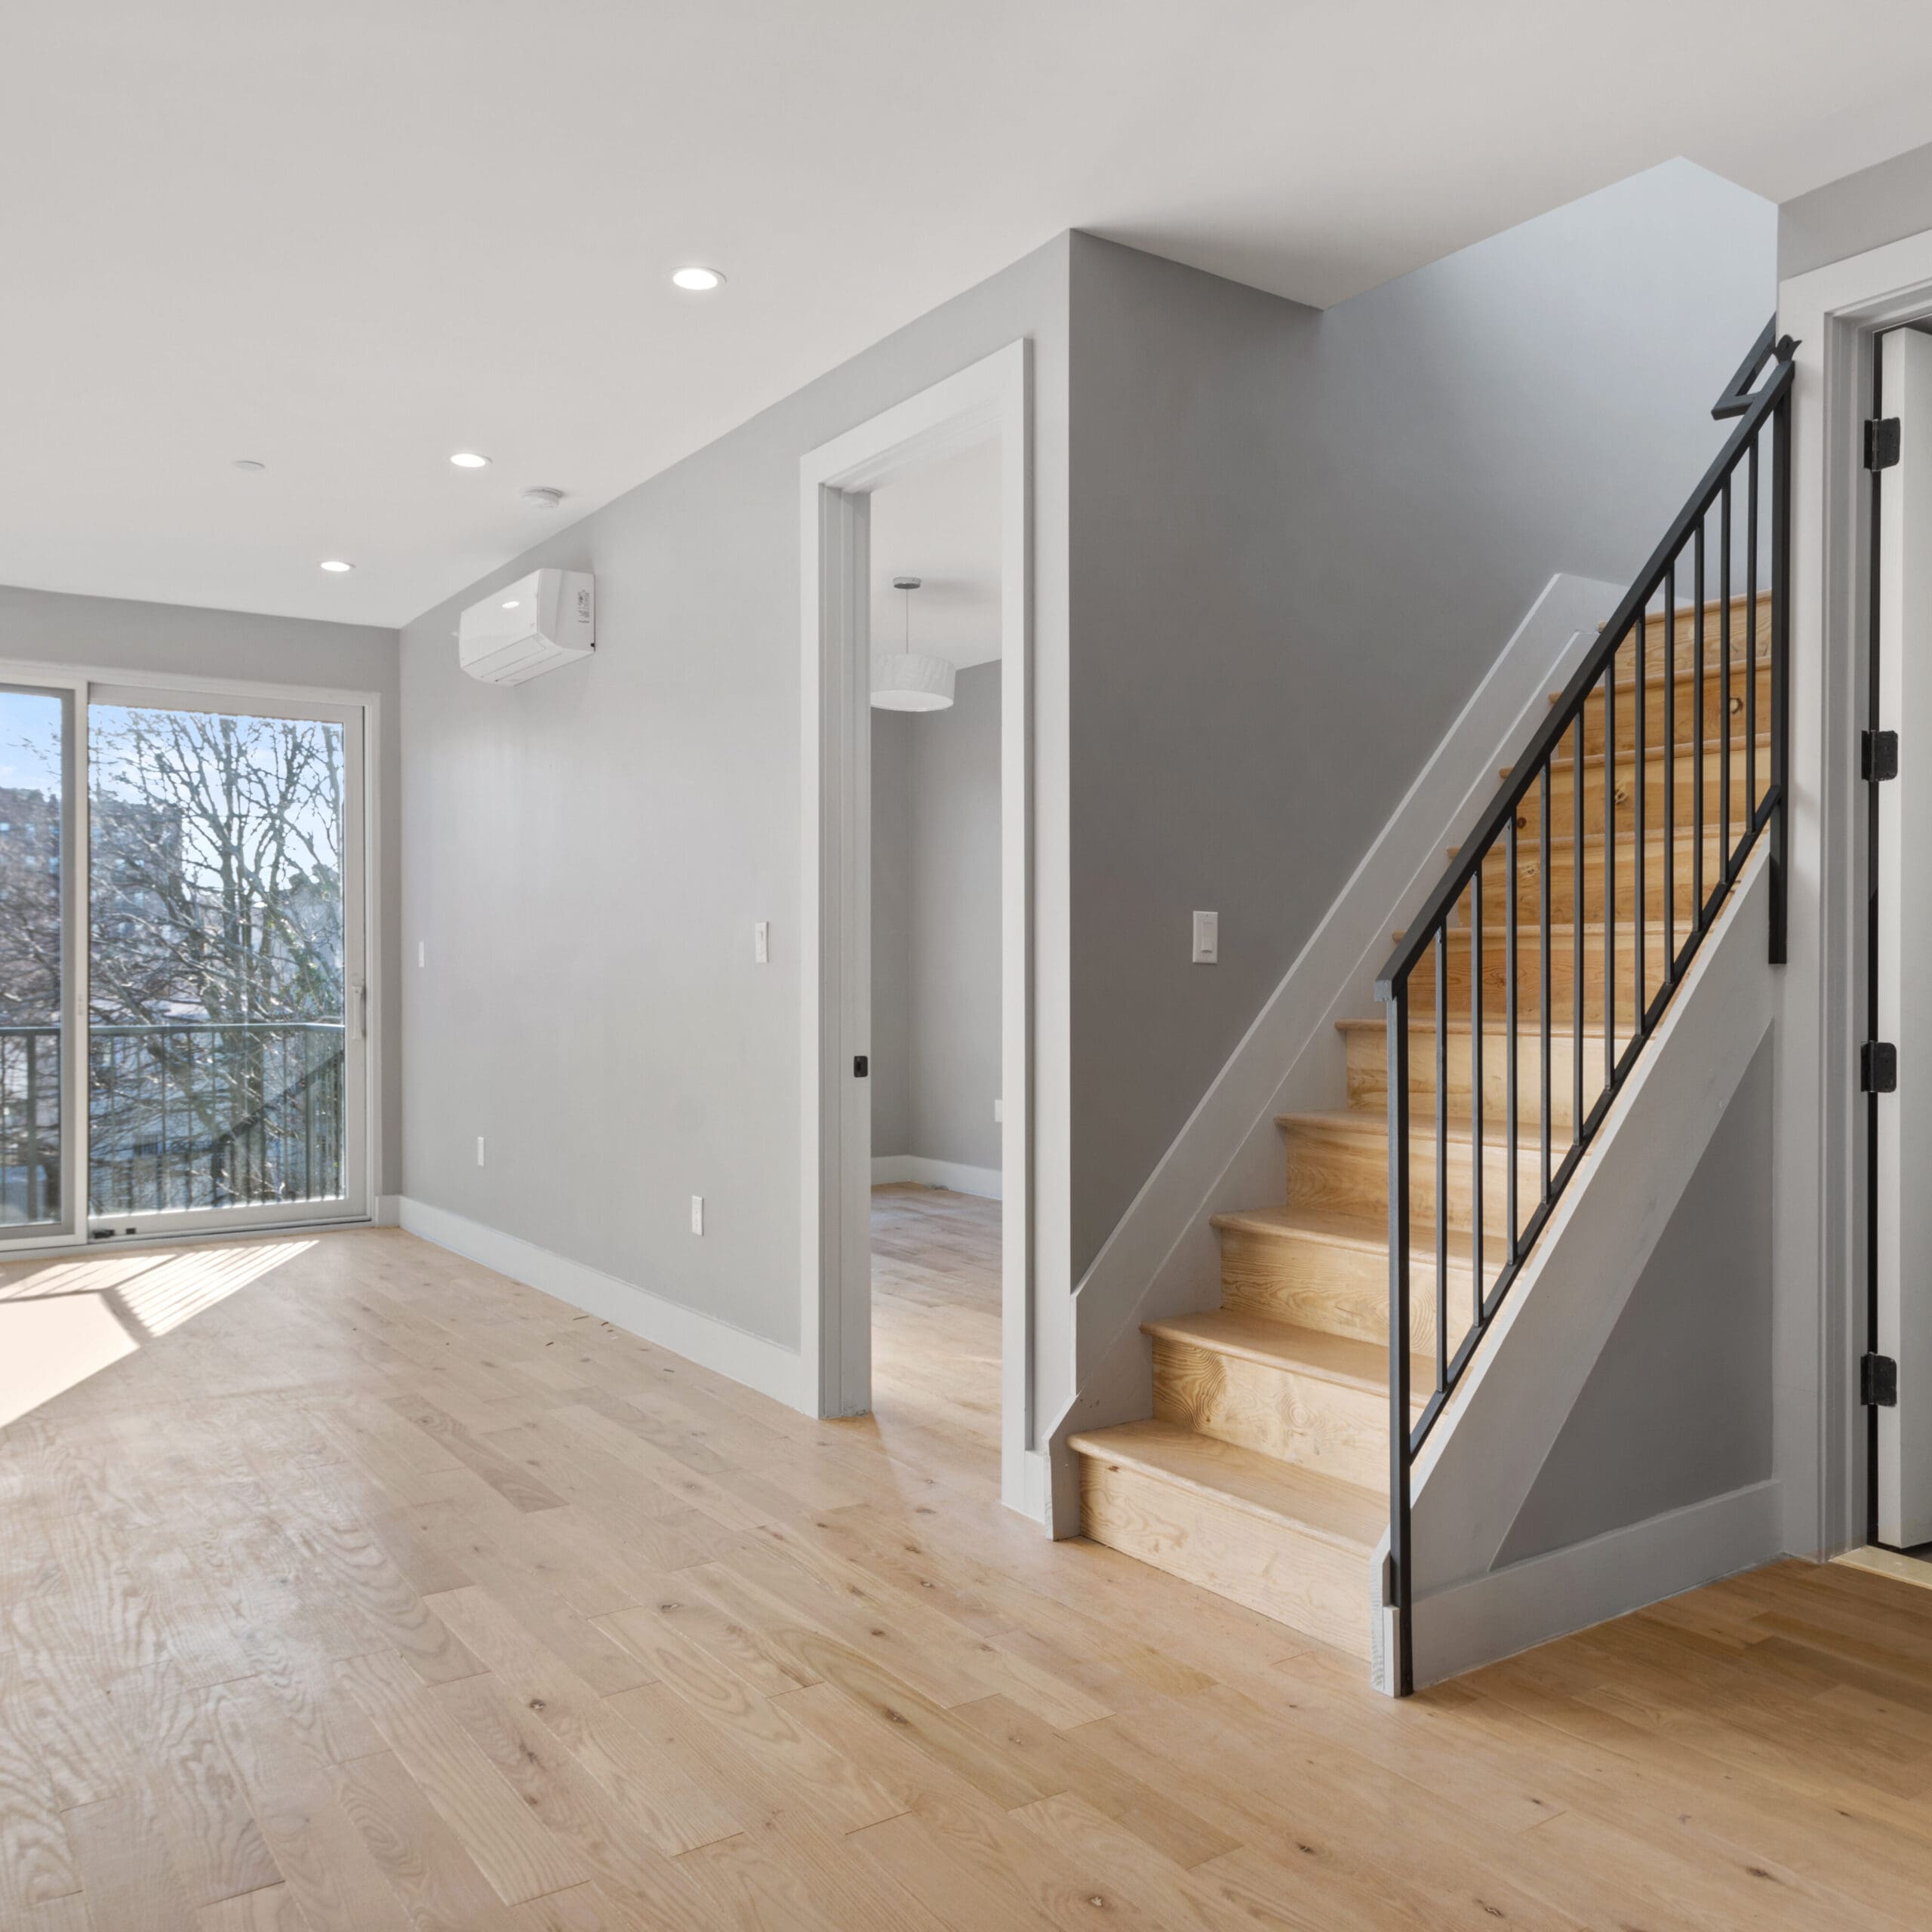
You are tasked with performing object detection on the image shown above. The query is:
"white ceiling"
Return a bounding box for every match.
[869,440,1002,677]
[9,0,1932,629]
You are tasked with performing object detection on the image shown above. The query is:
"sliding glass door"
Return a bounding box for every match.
[85,688,368,1235]
[0,683,78,1241]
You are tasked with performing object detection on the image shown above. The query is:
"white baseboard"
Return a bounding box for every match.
[872,1155,1003,1200]
[1048,573,1620,1457]
[1407,1478,1783,1689]
[395,1196,810,1411]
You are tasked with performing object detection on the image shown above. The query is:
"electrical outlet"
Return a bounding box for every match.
[475,1136,485,1167]
[1192,910,1219,964]
[691,1195,705,1235]
[754,921,769,964]
[417,940,426,968]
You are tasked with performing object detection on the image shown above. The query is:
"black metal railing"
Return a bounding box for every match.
[1374,320,1795,1694]
[89,1021,346,1215]
[1,1019,347,1226]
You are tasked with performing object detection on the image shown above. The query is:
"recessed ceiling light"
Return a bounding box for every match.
[501,599,521,610]
[232,458,265,472]
[320,559,353,573]
[449,451,491,469]
[671,266,724,292]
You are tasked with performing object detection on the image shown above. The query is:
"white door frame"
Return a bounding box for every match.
[0,655,383,1254]
[1782,235,1932,1558]
[798,340,1033,1512]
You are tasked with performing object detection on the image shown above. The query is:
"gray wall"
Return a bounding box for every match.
[870,662,1002,1173]
[1780,138,1932,281]
[1497,1035,1774,1565]
[1066,161,1776,1277]
[398,239,1068,1352]
[0,583,403,1195]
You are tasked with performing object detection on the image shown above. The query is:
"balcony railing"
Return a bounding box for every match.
[0,1019,346,1225]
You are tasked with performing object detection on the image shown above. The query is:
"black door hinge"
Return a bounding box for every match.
[1863,1353,1899,1407]
[1863,1041,1899,1093]
[1868,417,1903,470]
[853,1055,869,1078]
[1863,729,1900,781]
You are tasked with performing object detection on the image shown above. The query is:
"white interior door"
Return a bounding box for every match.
[1875,327,1932,1546]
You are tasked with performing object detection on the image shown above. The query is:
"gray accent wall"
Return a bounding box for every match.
[1066,161,1775,1277]
[1780,137,1932,281]
[398,238,1069,1355]
[1497,1033,1774,1566]
[870,663,1002,1173]
[0,583,403,1196]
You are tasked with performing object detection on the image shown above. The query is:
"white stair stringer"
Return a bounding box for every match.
[1371,844,1778,1693]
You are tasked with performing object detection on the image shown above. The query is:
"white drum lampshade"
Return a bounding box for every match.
[872,652,956,711]
[871,575,955,711]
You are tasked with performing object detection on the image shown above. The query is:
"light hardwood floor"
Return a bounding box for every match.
[3,1223,1932,1930]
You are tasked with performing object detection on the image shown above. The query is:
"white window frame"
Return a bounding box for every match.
[0,657,382,1254]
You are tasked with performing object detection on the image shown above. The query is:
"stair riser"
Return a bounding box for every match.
[1151,1337,1389,1490]
[1282,1118,1540,1238]
[1217,1223,1476,1358]
[1515,744,1767,844]
[1474,839,1719,928]
[1347,1026,1581,1134]
[1408,928,1669,1027]
[1075,1453,1373,1660]
[1564,662,1768,761]
[1629,597,1770,681]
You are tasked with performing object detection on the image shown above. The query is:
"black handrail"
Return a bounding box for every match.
[1376,321,1795,1696]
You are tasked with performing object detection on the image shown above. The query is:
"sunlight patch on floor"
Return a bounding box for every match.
[0,1237,315,1423]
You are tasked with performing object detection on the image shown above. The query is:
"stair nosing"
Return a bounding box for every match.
[1140,1308,1429,1401]
[1208,1202,1506,1265]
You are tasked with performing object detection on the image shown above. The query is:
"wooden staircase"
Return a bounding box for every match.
[1068,596,1770,1660]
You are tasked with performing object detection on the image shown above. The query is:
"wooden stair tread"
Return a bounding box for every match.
[1208,1201,1507,1264]
[1552,657,1769,705]
[1334,1014,1607,1041]
[1066,1420,1384,1553]
[1141,1309,1429,1402]
[1274,1107,1542,1153]
[1392,918,1672,944]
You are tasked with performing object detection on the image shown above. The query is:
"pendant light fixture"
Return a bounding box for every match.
[871,577,955,711]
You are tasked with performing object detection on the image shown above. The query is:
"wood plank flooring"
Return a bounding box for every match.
[3,1211,1931,1929]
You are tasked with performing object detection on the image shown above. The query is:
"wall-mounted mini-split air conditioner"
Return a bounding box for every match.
[458,568,595,685]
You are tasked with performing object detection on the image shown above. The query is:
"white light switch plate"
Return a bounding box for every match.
[691,1195,705,1235]
[1192,910,1219,964]
[754,921,769,964]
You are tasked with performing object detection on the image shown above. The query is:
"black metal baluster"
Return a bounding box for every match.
[1435,926,1447,1369]
[1540,768,1552,1204]
[1747,438,1759,819]
[1471,874,1484,1321]
[1386,975,1414,1698]
[1692,525,1708,923]
[1770,393,1791,963]
[1667,546,1680,984]
[1744,432,1758,886]
[1573,715,1584,1152]
[1635,593,1647,1027]
[1604,660,1617,1089]
[1506,822,1518,1257]
[1722,470,1734,889]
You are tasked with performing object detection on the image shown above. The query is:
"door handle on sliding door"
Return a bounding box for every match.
[352,981,368,1041]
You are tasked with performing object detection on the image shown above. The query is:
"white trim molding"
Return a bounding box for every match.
[397,1197,808,1410]
[871,1156,1003,1200]
[800,339,1037,1517]
[1043,574,1619,1527]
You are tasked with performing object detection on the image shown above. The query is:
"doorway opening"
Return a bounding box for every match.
[799,341,1032,1513]
[867,448,1006,1484]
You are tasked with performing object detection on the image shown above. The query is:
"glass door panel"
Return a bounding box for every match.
[0,685,72,1238]
[87,694,365,1230]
